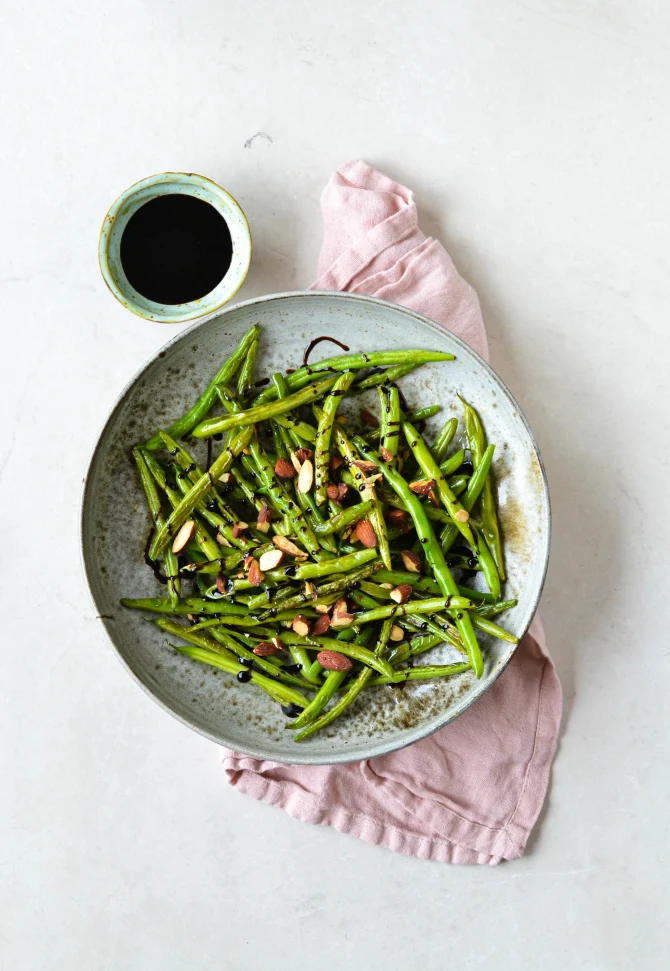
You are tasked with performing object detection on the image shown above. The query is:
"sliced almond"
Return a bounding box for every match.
[427,488,440,507]
[380,446,394,463]
[258,548,284,572]
[389,625,405,642]
[329,455,344,473]
[454,508,470,522]
[297,458,314,494]
[253,640,283,657]
[409,478,436,495]
[294,447,313,465]
[272,535,309,559]
[326,484,340,501]
[274,457,296,479]
[218,472,232,484]
[291,615,311,637]
[390,583,412,604]
[379,582,394,590]
[232,521,249,539]
[171,520,195,554]
[216,532,233,548]
[271,636,283,651]
[215,574,228,595]
[256,503,272,533]
[311,613,331,636]
[355,518,377,548]
[337,483,349,501]
[354,459,379,473]
[290,451,304,474]
[317,649,353,671]
[314,603,331,615]
[303,581,318,600]
[247,559,265,587]
[386,508,410,531]
[360,409,378,428]
[400,549,423,573]
[331,597,355,628]
[241,447,251,455]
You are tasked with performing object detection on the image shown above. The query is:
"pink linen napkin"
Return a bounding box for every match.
[222,161,562,865]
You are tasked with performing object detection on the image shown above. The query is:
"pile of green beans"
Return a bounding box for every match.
[122,325,517,741]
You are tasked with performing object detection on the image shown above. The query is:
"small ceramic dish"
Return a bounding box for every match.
[98,172,252,323]
[81,291,550,764]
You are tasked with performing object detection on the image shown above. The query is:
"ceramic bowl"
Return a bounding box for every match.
[98,172,251,323]
[81,291,550,764]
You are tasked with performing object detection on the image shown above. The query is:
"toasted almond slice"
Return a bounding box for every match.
[253,640,283,657]
[427,489,440,507]
[379,582,394,590]
[292,615,311,637]
[297,458,314,494]
[314,603,331,614]
[454,509,470,522]
[337,483,349,501]
[218,472,233,484]
[290,451,303,474]
[400,549,423,573]
[258,549,284,572]
[409,478,436,495]
[331,597,355,628]
[303,581,318,600]
[355,518,377,548]
[216,532,233,548]
[272,535,309,559]
[385,508,410,531]
[247,559,265,587]
[274,457,296,479]
[294,447,313,465]
[389,625,405,642]
[311,613,331,636]
[329,455,344,473]
[390,583,412,604]
[380,446,394,463]
[317,649,352,671]
[172,520,195,553]
[354,459,379,473]
[232,521,249,539]
[256,504,272,533]
[326,484,340,501]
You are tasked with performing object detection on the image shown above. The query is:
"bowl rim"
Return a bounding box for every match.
[98,171,252,323]
[80,290,551,764]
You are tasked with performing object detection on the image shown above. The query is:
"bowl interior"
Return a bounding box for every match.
[82,291,549,764]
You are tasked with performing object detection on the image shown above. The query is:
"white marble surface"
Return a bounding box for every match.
[1,1,669,967]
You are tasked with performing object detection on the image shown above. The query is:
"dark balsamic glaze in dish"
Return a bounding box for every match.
[120,194,232,304]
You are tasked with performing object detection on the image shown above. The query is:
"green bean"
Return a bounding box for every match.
[461,399,505,579]
[331,420,391,569]
[378,384,400,467]
[402,421,477,548]
[350,435,484,678]
[409,405,441,423]
[312,500,374,536]
[370,662,471,685]
[273,414,318,442]
[278,632,393,679]
[289,626,375,729]
[293,621,392,738]
[237,338,258,401]
[132,448,180,605]
[176,644,310,708]
[253,350,455,406]
[149,423,254,558]
[476,598,517,618]
[192,375,340,439]
[183,624,315,689]
[245,440,323,560]
[471,523,501,599]
[121,597,249,616]
[432,417,458,463]
[349,594,475,626]
[439,443,496,556]
[470,614,518,644]
[438,448,466,476]
[144,325,259,449]
[254,560,381,618]
[314,370,356,506]
[350,362,420,392]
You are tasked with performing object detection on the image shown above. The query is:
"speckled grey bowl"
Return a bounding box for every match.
[81,291,550,764]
